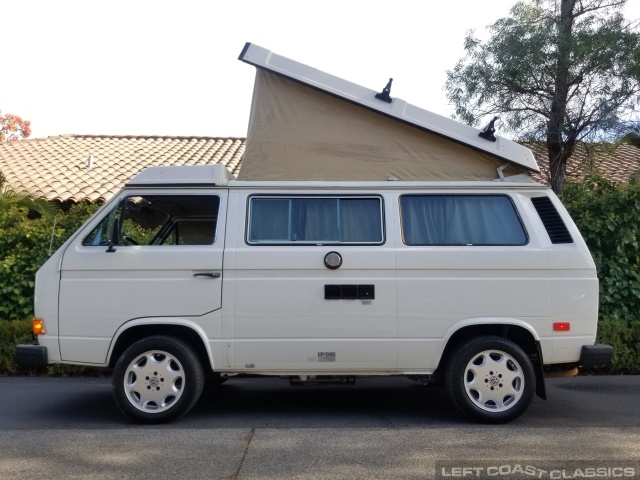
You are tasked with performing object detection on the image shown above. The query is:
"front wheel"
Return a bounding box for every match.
[445,336,535,424]
[112,335,204,424]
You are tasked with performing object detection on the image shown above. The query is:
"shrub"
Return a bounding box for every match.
[0,319,35,375]
[0,203,99,319]
[593,318,640,374]
[561,175,640,323]
[0,202,100,375]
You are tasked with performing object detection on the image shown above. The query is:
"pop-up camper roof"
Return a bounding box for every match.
[238,43,540,182]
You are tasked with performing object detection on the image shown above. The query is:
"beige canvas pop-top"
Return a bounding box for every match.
[237,43,539,182]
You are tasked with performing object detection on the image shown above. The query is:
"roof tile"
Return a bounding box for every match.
[1,135,637,203]
[526,142,640,184]
[0,134,246,202]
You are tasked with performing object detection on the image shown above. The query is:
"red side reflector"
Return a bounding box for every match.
[553,322,570,332]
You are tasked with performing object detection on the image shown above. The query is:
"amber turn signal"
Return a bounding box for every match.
[32,318,46,335]
[553,322,570,332]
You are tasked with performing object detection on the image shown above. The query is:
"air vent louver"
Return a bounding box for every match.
[531,197,573,244]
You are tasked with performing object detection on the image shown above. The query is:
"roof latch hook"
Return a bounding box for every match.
[479,116,499,142]
[375,78,393,103]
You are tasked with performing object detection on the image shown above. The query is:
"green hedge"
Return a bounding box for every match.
[594,318,640,374]
[561,175,640,323]
[0,203,98,375]
[0,319,35,375]
[0,203,99,320]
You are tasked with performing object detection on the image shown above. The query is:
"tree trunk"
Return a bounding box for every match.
[547,0,576,193]
[547,139,565,193]
[547,137,576,193]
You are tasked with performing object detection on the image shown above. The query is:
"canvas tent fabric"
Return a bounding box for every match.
[238,70,526,182]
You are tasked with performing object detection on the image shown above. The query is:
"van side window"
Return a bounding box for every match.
[248,196,383,244]
[82,210,117,246]
[400,195,527,246]
[82,195,219,246]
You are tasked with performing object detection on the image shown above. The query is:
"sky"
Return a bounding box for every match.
[2,0,640,140]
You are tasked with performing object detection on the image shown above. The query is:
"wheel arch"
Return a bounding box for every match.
[434,319,546,399]
[107,319,214,372]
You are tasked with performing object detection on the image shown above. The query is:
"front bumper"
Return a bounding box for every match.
[580,344,613,367]
[15,344,48,367]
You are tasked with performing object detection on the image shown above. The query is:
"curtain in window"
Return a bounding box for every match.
[291,198,337,241]
[340,199,382,242]
[401,195,526,245]
[249,199,290,241]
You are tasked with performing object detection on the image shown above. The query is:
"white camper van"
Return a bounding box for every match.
[16,44,611,424]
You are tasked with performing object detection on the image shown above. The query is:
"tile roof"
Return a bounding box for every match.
[0,134,245,203]
[0,135,637,203]
[527,141,640,184]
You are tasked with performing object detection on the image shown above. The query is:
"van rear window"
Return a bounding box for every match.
[248,196,383,244]
[400,195,527,246]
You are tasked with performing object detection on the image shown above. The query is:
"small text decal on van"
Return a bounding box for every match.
[318,352,336,362]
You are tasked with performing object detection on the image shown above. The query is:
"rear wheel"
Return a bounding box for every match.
[112,335,204,423]
[445,336,535,423]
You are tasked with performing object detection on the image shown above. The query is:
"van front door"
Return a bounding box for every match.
[58,190,227,364]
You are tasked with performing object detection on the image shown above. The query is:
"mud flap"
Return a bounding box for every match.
[533,341,547,400]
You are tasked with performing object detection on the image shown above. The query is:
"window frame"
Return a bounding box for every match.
[398,193,529,247]
[245,194,386,246]
[81,193,221,247]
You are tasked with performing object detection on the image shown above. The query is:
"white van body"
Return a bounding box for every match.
[20,164,611,424]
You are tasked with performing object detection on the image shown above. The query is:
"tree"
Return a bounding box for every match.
[445,0,640,192]
[0,109,31,142]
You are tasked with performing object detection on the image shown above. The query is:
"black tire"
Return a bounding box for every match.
[112,335,204,424]
[445,336,535,424]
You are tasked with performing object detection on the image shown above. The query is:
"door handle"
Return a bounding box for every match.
[193,272,221,278]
